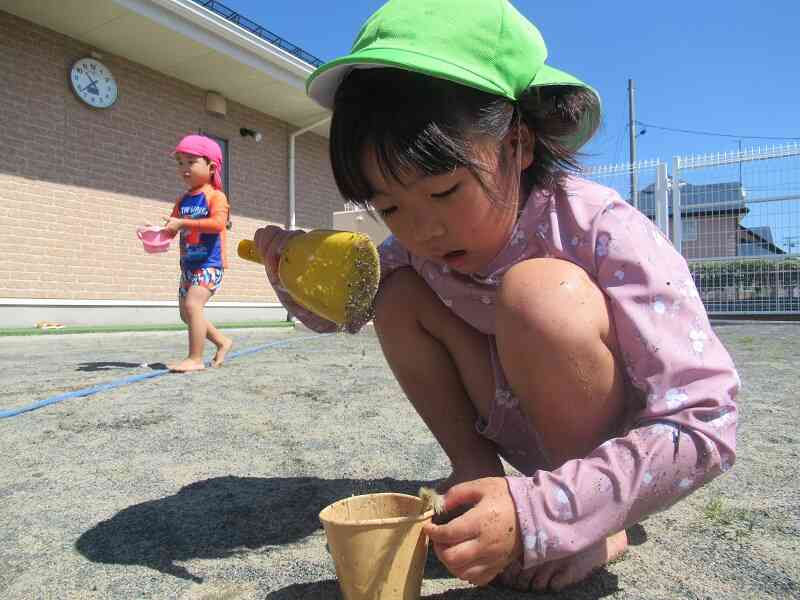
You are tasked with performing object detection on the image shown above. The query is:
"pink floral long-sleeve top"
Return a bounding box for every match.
[274,176,739,569]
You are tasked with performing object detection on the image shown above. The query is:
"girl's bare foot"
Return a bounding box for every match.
[168,358,206,373]
[211,337,233,367]
[528,530,628,592]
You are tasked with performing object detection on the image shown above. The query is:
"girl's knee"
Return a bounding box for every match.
[373,268,432,331]
[182,295,207,317]
[497,258,611,344]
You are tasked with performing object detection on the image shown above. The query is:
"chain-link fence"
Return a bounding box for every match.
[584,143,800,315]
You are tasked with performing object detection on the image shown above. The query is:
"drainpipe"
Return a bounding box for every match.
[288,115,332,230]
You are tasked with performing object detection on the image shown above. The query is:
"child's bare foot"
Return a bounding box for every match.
[529,530,628,592]
[211,337,233,367]
[168,358,206,373]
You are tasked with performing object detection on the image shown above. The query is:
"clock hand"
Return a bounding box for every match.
[81,74,99,93]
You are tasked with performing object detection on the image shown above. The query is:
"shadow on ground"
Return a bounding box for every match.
[75,476,431,583]
[264,525,624,599]
[77,361,167,372]
[76,474,625,597]
[266,569,620,600]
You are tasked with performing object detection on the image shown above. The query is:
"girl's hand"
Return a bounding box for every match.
[253,225,303,285]
[162,217,184,235]
[423,477,523,587]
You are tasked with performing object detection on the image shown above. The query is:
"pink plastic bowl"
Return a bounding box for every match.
[136,226,172,254]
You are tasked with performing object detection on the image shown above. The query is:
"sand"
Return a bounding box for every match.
[0,322,797,599]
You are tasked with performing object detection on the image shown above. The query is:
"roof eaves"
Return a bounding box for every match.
[115,0,316,88]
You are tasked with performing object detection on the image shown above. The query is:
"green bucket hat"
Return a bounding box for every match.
[307,0,601,151]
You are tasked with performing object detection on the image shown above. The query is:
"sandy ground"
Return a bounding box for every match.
[0,322,798,599]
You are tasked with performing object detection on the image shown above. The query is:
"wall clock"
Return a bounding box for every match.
[69,57,118,109]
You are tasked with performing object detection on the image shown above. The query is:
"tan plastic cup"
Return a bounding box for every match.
[319,493,434,600]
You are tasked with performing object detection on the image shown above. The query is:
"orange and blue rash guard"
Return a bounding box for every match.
[170,183,229,271]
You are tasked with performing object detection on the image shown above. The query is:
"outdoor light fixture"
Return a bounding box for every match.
[240,127,263,142]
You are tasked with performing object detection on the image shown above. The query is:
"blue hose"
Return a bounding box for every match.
[0,334,329,419]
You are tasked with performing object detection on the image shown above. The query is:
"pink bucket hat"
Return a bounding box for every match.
[174,134,224,190]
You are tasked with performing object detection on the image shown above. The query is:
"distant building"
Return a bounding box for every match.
[639,180,784,259]
[737,225,785,256]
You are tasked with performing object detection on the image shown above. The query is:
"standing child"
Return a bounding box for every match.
[254,0,739,592]
[163,134,232,372]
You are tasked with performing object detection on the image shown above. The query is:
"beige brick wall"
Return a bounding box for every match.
[0,10,343,303]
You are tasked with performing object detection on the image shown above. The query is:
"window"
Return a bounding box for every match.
[682,219,697,242]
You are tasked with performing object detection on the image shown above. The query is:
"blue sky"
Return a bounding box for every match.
[222,1,800,252]
[224,0,800,166]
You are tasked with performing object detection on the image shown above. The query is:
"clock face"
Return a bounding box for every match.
[69,58,118,109]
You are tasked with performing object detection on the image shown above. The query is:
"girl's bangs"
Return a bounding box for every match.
[329,70,484,206]
[331,111,469,206]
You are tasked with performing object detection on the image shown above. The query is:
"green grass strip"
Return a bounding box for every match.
[0,320,292,337]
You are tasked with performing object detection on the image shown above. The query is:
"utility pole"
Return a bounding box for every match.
[738,139,743,186]
[628,79,638,208]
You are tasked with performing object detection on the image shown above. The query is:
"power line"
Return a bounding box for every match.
[636,121,800,141]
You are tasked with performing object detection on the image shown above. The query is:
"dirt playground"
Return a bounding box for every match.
[0,322,797,599]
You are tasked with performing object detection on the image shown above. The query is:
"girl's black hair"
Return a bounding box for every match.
[330,68,600,208]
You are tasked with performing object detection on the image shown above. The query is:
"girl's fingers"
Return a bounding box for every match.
[460,562,503,587]
[267,230,303,273]
[253,226,278,256]
[426,510,479,546]
[444,481,487,512]
[253,226,283,279]
[434,537,482,572]
[253,227,305,283]
[436,539,505,587]
[264,232,283,270]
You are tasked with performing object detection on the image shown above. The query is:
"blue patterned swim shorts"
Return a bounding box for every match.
[179,267,223,298]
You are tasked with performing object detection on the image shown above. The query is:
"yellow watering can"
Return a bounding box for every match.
[238,230,380,328]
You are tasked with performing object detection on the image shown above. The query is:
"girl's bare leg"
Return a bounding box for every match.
[206,320,233,367]
[373,268,503,487]
[174,288,233,369]
[496,258,630,592]
[169,285,213,372]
